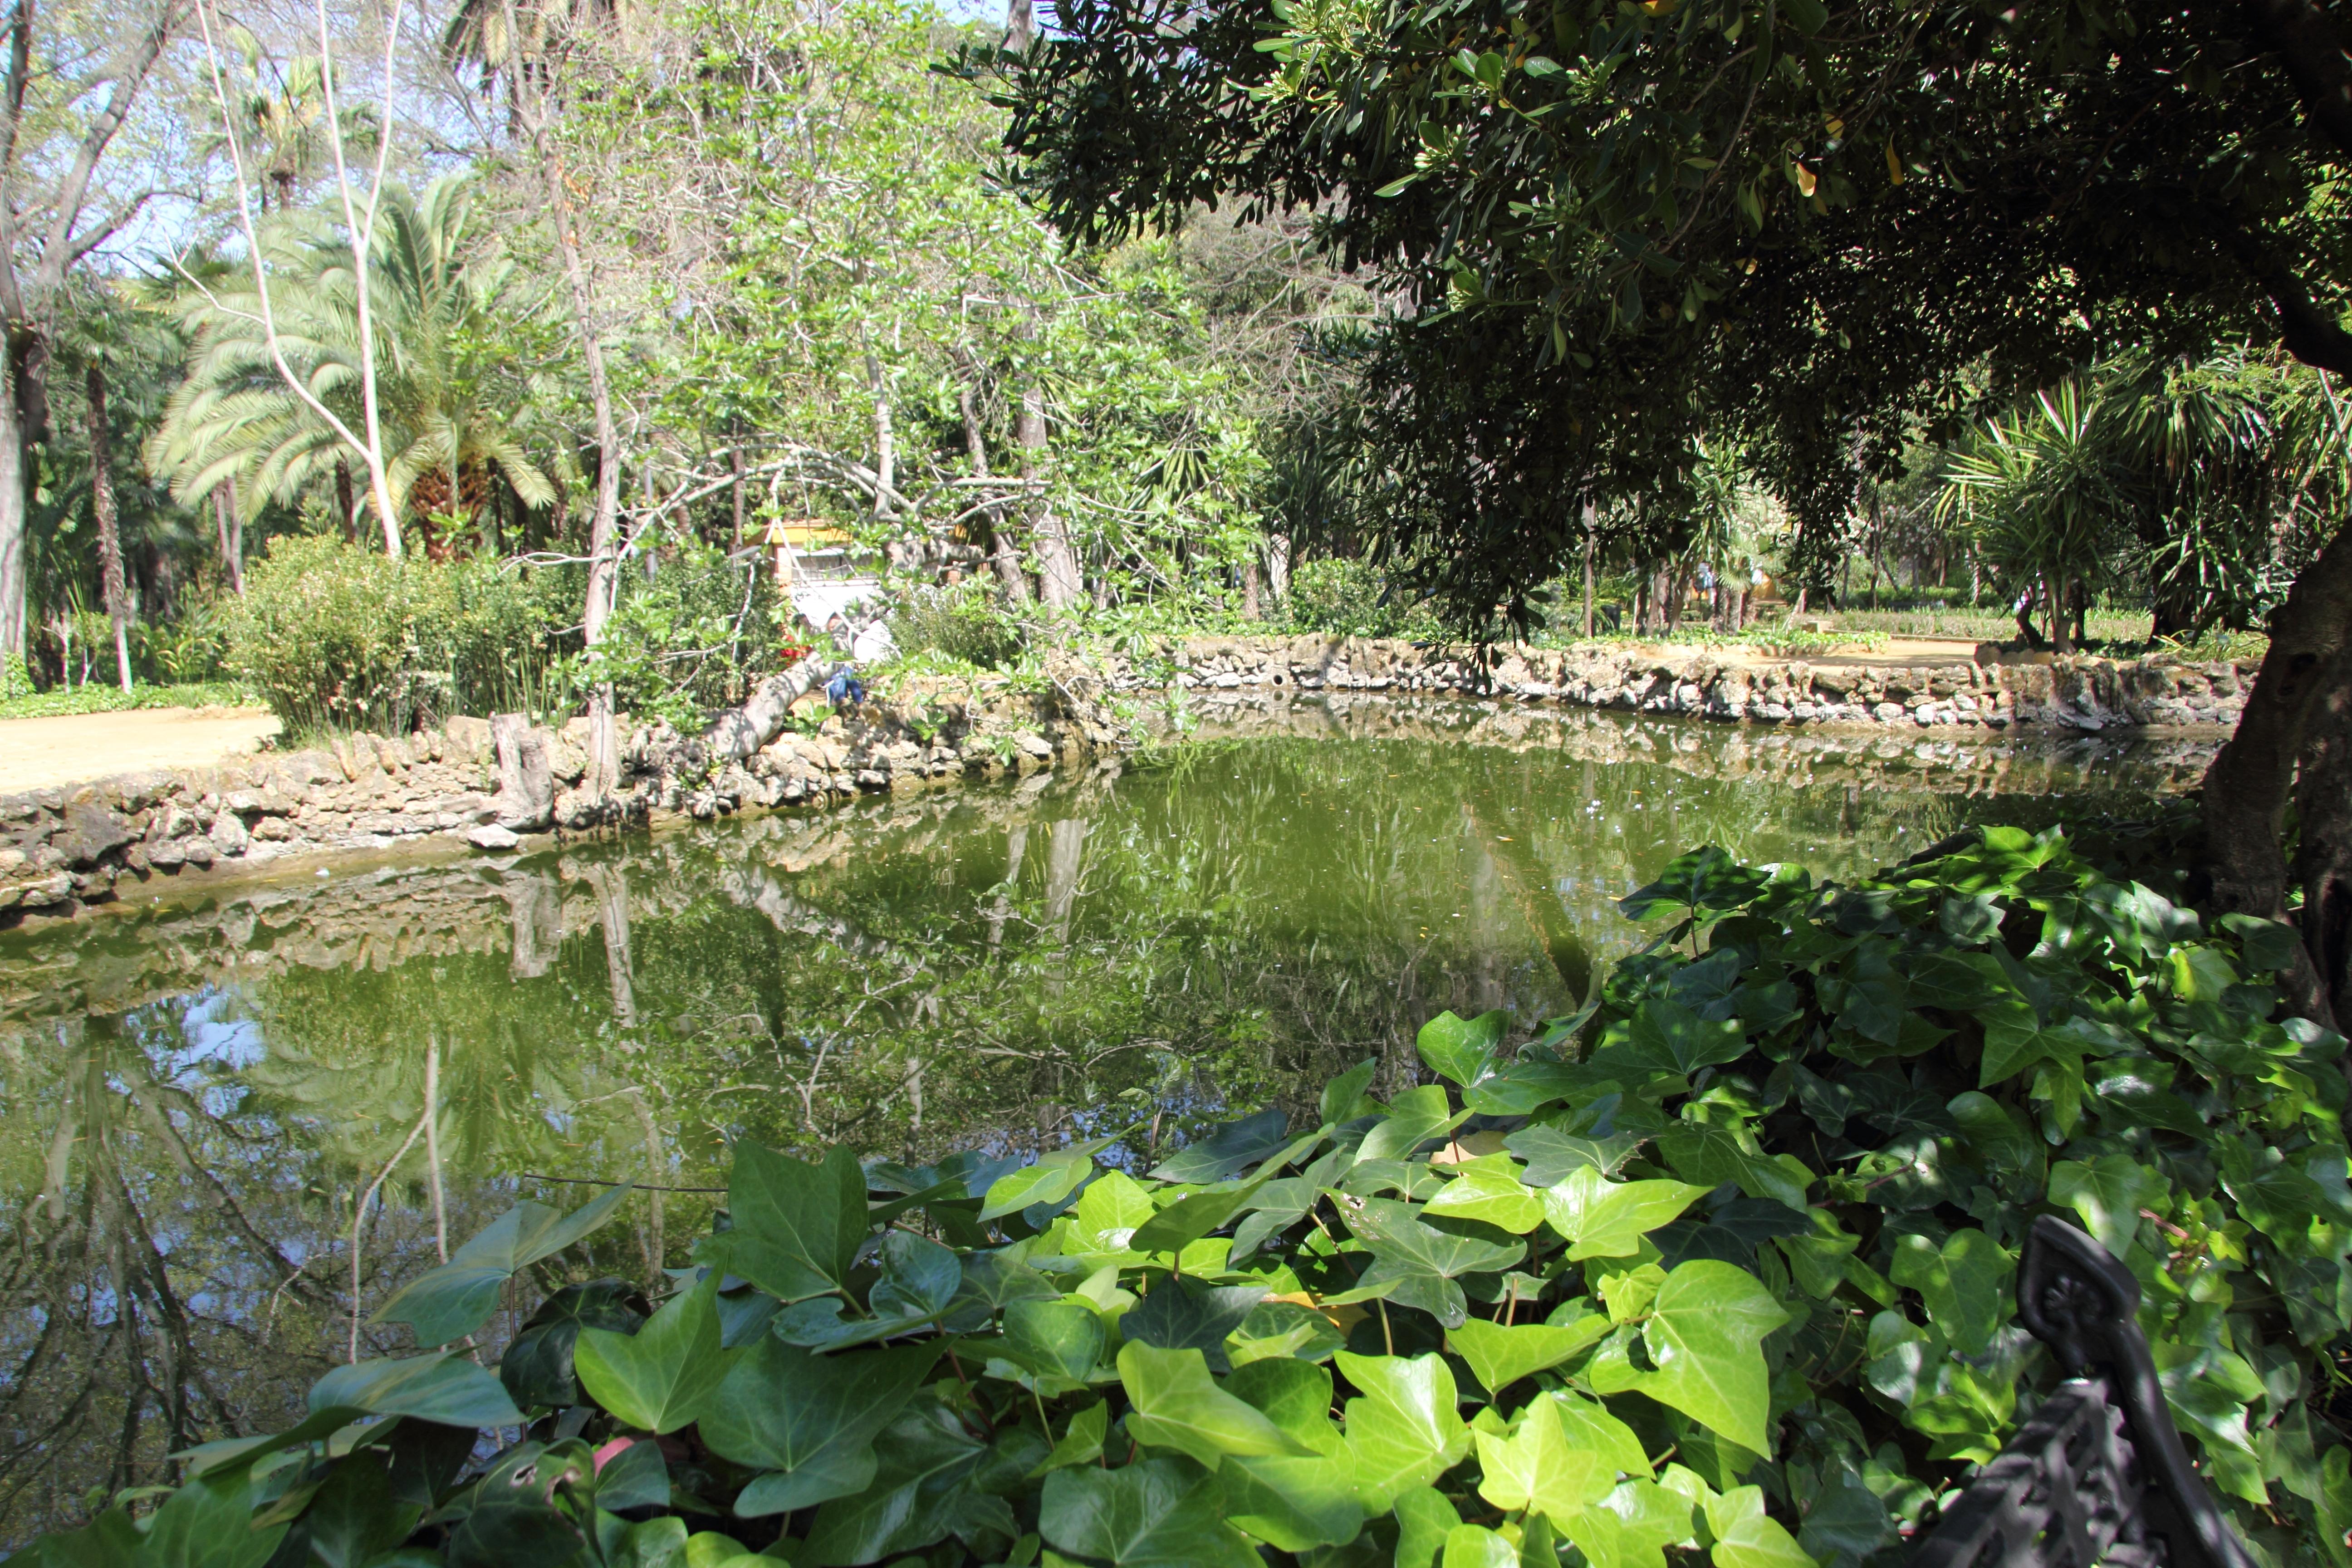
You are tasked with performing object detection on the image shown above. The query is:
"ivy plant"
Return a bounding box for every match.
[23,827,2351,1568]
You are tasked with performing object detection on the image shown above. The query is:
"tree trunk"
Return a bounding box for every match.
[539,139,622,799]
[958,375,1029,608]
[2294,647,2352,1029]
[2048,572,2074,655]
[729,436,746,551]
[1018,382,1081,608]
[336,461,357,542]
[1240,557,1263,620]
[1267,531,1291,603]
[864,346,895,524]
[84,362,130,693]
[1581,500,1597,639]
[0,334,23,662]
[2200,520,2352,1022]
[212,483,244,593]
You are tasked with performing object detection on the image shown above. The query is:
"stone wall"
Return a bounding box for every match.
[0,635,2249,926]
[1116,635,2254,731]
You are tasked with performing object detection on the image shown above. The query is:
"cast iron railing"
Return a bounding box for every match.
[1910,1216,2257,1568]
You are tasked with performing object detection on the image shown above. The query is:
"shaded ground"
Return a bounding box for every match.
[0,706,281,794]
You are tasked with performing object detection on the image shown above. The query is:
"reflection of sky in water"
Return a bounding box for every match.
[0,715,2214,1547]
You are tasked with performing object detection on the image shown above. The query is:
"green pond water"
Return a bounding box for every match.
[0,703,2214,1544]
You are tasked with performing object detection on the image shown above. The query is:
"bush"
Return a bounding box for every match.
[887,580,1027,669]
[44,829,2345,1568]
[1284,555,1445,639]
[589,534,790,731]
[224,534,575,735]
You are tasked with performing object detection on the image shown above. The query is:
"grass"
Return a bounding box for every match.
[0,680,268,722]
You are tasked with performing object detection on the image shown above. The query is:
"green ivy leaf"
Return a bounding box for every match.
[1635,1260,1789,1454]
[1447,1317,1611,1397]
[372,1185,632,1347]
[1029,1400,1109,1476]
[799,1403,1001,1567]
[1424,1159,1546,1234]
[699,1336,942,1512]
[1119,1342,1313,1468]
[574,1272,737,1434]
[1000,1298,1107,1387]
[1416,1009,1508,1087]
[980,1147,1098,1223]
[1336,1350,1470,1512]
[1888,1229,2010,1357]
[309,1352,524,1430]
[1541,1168,1711,1259]
[1038,1458,1260,1568]
[1474,1394,1612,1521]
[2048,1155,2167,1259]
[719,1142,867,1301]
[1220,1454,1364,1551]
[1150,1108,1292,1182]
[1703,1485,1816,1568]
[1120,1279,1268,1373]
[1358,1084,1471,1162]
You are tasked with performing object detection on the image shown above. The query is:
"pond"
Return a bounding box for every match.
[0,701,2214,1546]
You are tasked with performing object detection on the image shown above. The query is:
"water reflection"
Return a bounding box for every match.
[0,709,2209,1544]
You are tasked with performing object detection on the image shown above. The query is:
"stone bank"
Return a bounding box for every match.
[0,635,2248,925]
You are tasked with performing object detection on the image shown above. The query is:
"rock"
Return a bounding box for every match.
[208,812,251,856]
[443,715,495,760]
[146,839,187,869]
[466,824,522,851]
[1015,732,1055,759]
[54,802,136,867]
[181,838,216,868]
[490,713,556,831]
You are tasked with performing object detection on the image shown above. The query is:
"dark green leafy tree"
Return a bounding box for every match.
[974,0,2352,1024]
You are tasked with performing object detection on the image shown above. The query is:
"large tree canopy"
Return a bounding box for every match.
[984,0,2352,1017]
[992,0,2341,586]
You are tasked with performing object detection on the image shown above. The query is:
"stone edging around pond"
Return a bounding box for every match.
[0,635,2245,926]
[1113,634,2256,731]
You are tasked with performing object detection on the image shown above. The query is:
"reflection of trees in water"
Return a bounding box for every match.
[0,723,2190,1542]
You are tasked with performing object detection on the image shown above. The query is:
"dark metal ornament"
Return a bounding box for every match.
[1910,1216,2259,1568]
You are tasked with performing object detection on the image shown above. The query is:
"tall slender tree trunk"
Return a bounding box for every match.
[537,138,622,799]
[212,482,244,593]
[957,373,1029,607]
[1018,382,1081,608]
[84,362,129,692]
[1581,500,1597,640]
[1240,557,1263,620]
[336,461,357,542]
[729,433,746,551]
[2202,521,2352,1023]
[863,341,895,523]
[1267,531,1291,603]
[0,339,23,662]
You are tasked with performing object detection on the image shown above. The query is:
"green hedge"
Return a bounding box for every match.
[221,535,577,736]
[24,829,2348,1568]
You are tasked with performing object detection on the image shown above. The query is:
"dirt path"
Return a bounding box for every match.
[0,707,282,795]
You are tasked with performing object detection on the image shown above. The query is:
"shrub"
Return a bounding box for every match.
[223,534,574,735]
[588,534,789,731]
[1285,555,1445,639]
[887,580,1028,670]
[42,829,2345,1568]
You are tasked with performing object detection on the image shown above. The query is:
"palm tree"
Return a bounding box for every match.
[1937,378,2125,653]
[149,177,559,549]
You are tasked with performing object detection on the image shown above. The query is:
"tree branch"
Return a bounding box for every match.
[2244,0,2352,159]
[2221,222,2352,376]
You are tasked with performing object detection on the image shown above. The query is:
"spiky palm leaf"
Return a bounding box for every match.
[148,176,560,533]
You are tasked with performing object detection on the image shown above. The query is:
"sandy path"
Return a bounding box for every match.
[0,707,282,795]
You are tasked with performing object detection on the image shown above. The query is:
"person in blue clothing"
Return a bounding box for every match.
[821,614,865,706]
